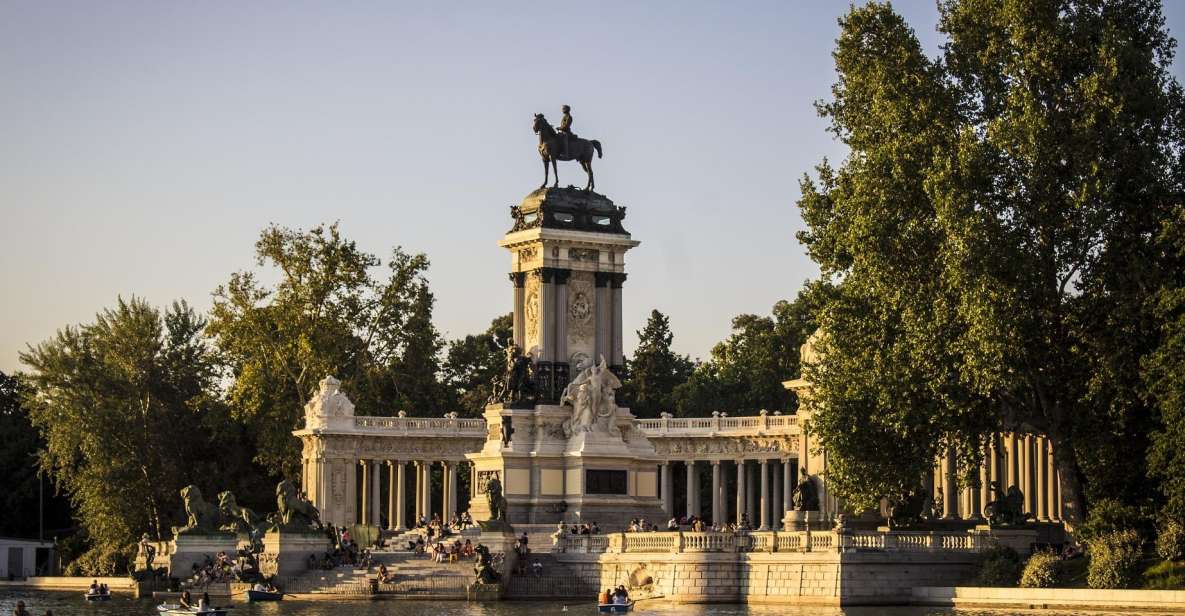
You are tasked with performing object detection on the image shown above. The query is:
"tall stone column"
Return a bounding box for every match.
[759,459,770,530]
[370,461,382,526]
[594,273,611,361]
[988,435,1000,495]
[660,463,673,516]
[943,451,958,519]
[448,462,459,520]
[978,452,990,519]
[685,461,696,518]
[746,462,758,523]
[772,462,782,529]
[360,461,370,525]
[1037,438,1049,521]
[783,459,793,529]
[1008,433,1021,490]
[344,460,358,527]
[440,462,452,522]
[510,273,526,349]
[414,462,425,525]
[423,461,433,523]
[1022,435,1034,516]
[1046,442,1058,522]
[386,461,397,530]
[610,274,626,368]
[735,460,746,526]
[554,269,570,381]
[712,461,722,524]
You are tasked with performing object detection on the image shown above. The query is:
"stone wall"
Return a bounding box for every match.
[543,550,978,605]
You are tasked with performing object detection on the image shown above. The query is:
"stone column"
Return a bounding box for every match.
[783,459,793,527]
[1037,438,1049,521]
[660,463,673,516]
[594,273,611,360]
[423,461,434,523]
[540,270,556,362]
[943,451,958,519]
[1046,442,1058,522]
[394,461,406,530]
[1008,433,1020,490]
[772,461,782,529]
[554,269,570,376]
[988,435,1000,496]
[1022,435,1034,516]
[511,273,526,350]
[685,461,696,518]
[448,461,459,520]
[735,460,746,526]
[1054,467,1064,522]
[746,462,758,524]
[360,461,370,525]
[610,274,626,367]
[441,462,452,522]
[711,461,722,524]
[386,461,397,530]
[759,459,770,530]
[978,451,990,519]
[370,461,382,526]
[414,462,426,525]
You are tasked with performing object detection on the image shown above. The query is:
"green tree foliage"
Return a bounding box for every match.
[1147,208,1185,520]
[442,313,512,415]
[620,310,693,418]
[208,223,444,477]
[673,283,831,417]
[797,1,1183,523]
[19,298,242,570]
[1088,529,1144,589]
[0,371,73,539]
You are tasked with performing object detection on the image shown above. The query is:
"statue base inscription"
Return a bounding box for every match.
[167,532,240,576]
[261,530,332,578]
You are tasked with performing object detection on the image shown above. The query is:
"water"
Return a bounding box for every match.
[0,591,1170,616]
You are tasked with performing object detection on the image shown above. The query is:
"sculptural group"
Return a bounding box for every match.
[168,480,323,540]
[561,355,622,437]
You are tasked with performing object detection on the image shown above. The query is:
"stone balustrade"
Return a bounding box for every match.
[351,415,486,434]
[554,530,997,555]
[635,414,799,436]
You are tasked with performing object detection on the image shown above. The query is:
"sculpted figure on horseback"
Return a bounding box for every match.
[533,105,603,190]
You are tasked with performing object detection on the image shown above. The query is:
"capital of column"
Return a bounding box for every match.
[509,272,526,288]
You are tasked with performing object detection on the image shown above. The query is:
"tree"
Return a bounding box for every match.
[672,283,831,417]
[0,371,73,540]
[208,223,445,478]
[797,1,1183,524]
[442,314,513,415]
[1146,207,1185,519]
[620,310,693,418]
[20,298,236,572]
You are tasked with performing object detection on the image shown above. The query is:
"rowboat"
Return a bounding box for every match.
[156,604,229,616]
[83,592,111,602]
[597,601,634,613]
[246,589,283,601]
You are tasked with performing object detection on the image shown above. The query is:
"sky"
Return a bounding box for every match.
[2,1,1183,375]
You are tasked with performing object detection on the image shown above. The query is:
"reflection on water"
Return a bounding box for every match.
[0,590,1175,616]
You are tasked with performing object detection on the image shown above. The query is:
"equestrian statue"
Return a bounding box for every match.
[533,105,603,191]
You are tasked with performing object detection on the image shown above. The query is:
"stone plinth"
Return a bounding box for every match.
[166,533,239,576]
[261,531,332,578]
[784,511,811,531]
[467,582,504,601]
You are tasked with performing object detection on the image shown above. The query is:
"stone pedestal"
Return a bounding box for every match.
[974,526,1039,555]
[167,533,239,576]
[784,510,811,531]
[261,531,332,578]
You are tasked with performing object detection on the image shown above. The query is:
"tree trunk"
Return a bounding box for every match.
[1048,428,1086,532]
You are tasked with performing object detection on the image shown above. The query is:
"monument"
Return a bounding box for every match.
[466,184,665,525]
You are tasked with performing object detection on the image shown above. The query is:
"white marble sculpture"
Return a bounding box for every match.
[303,376,355,430]
[561,355,622,437]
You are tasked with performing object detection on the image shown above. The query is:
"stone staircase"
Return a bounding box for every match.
[506,553,598,599]
[281,565,374,596]
[374,551,472,597]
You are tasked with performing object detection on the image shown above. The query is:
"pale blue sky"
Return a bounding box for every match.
[2,1,1182,374]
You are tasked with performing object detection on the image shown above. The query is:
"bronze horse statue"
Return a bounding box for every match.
[533,114,602,190]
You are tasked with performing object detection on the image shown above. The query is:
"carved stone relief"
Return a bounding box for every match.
[567,271,594,354]
[476,470,501,494]
[652,436,795,457]
[524,272,541,351]
[568,247,599,262]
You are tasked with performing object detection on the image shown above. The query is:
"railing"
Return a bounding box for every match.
[553,530,995,555]
[635,413,799,436]
[352,416,486,435]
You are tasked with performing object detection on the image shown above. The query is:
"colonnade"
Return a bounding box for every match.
[933,433,1063,522]
[657,458,799,530]
[351,459,467,530]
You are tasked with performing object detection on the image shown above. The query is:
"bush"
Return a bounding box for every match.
[976,544,1022,587]
[1157,518,1185,562]
[1088,529,1143,589]
[1144,560,1185,589]
[1077,498,1153,543]
[1020,550,1061,588]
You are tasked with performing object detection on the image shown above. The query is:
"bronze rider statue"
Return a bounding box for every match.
[558,105,573,157]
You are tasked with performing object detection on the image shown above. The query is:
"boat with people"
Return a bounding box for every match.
[597,586,634,612]
[596,601,634,613]
[83,591,111,602]
[245,588,283,602]
[156,604,229,616]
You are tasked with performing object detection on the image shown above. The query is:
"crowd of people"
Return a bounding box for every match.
[563,521,601,535]
[307,525,372,570]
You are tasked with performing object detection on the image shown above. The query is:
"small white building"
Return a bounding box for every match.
[0,537,54,579]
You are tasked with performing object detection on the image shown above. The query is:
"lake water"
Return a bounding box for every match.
[0,590,1166,616]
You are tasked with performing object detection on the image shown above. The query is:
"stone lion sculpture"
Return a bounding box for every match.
[172,485,221,536]
[276,479,322,531]
[217,491,259,535]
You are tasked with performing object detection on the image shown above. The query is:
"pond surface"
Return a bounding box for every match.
[0,590,1175,616]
